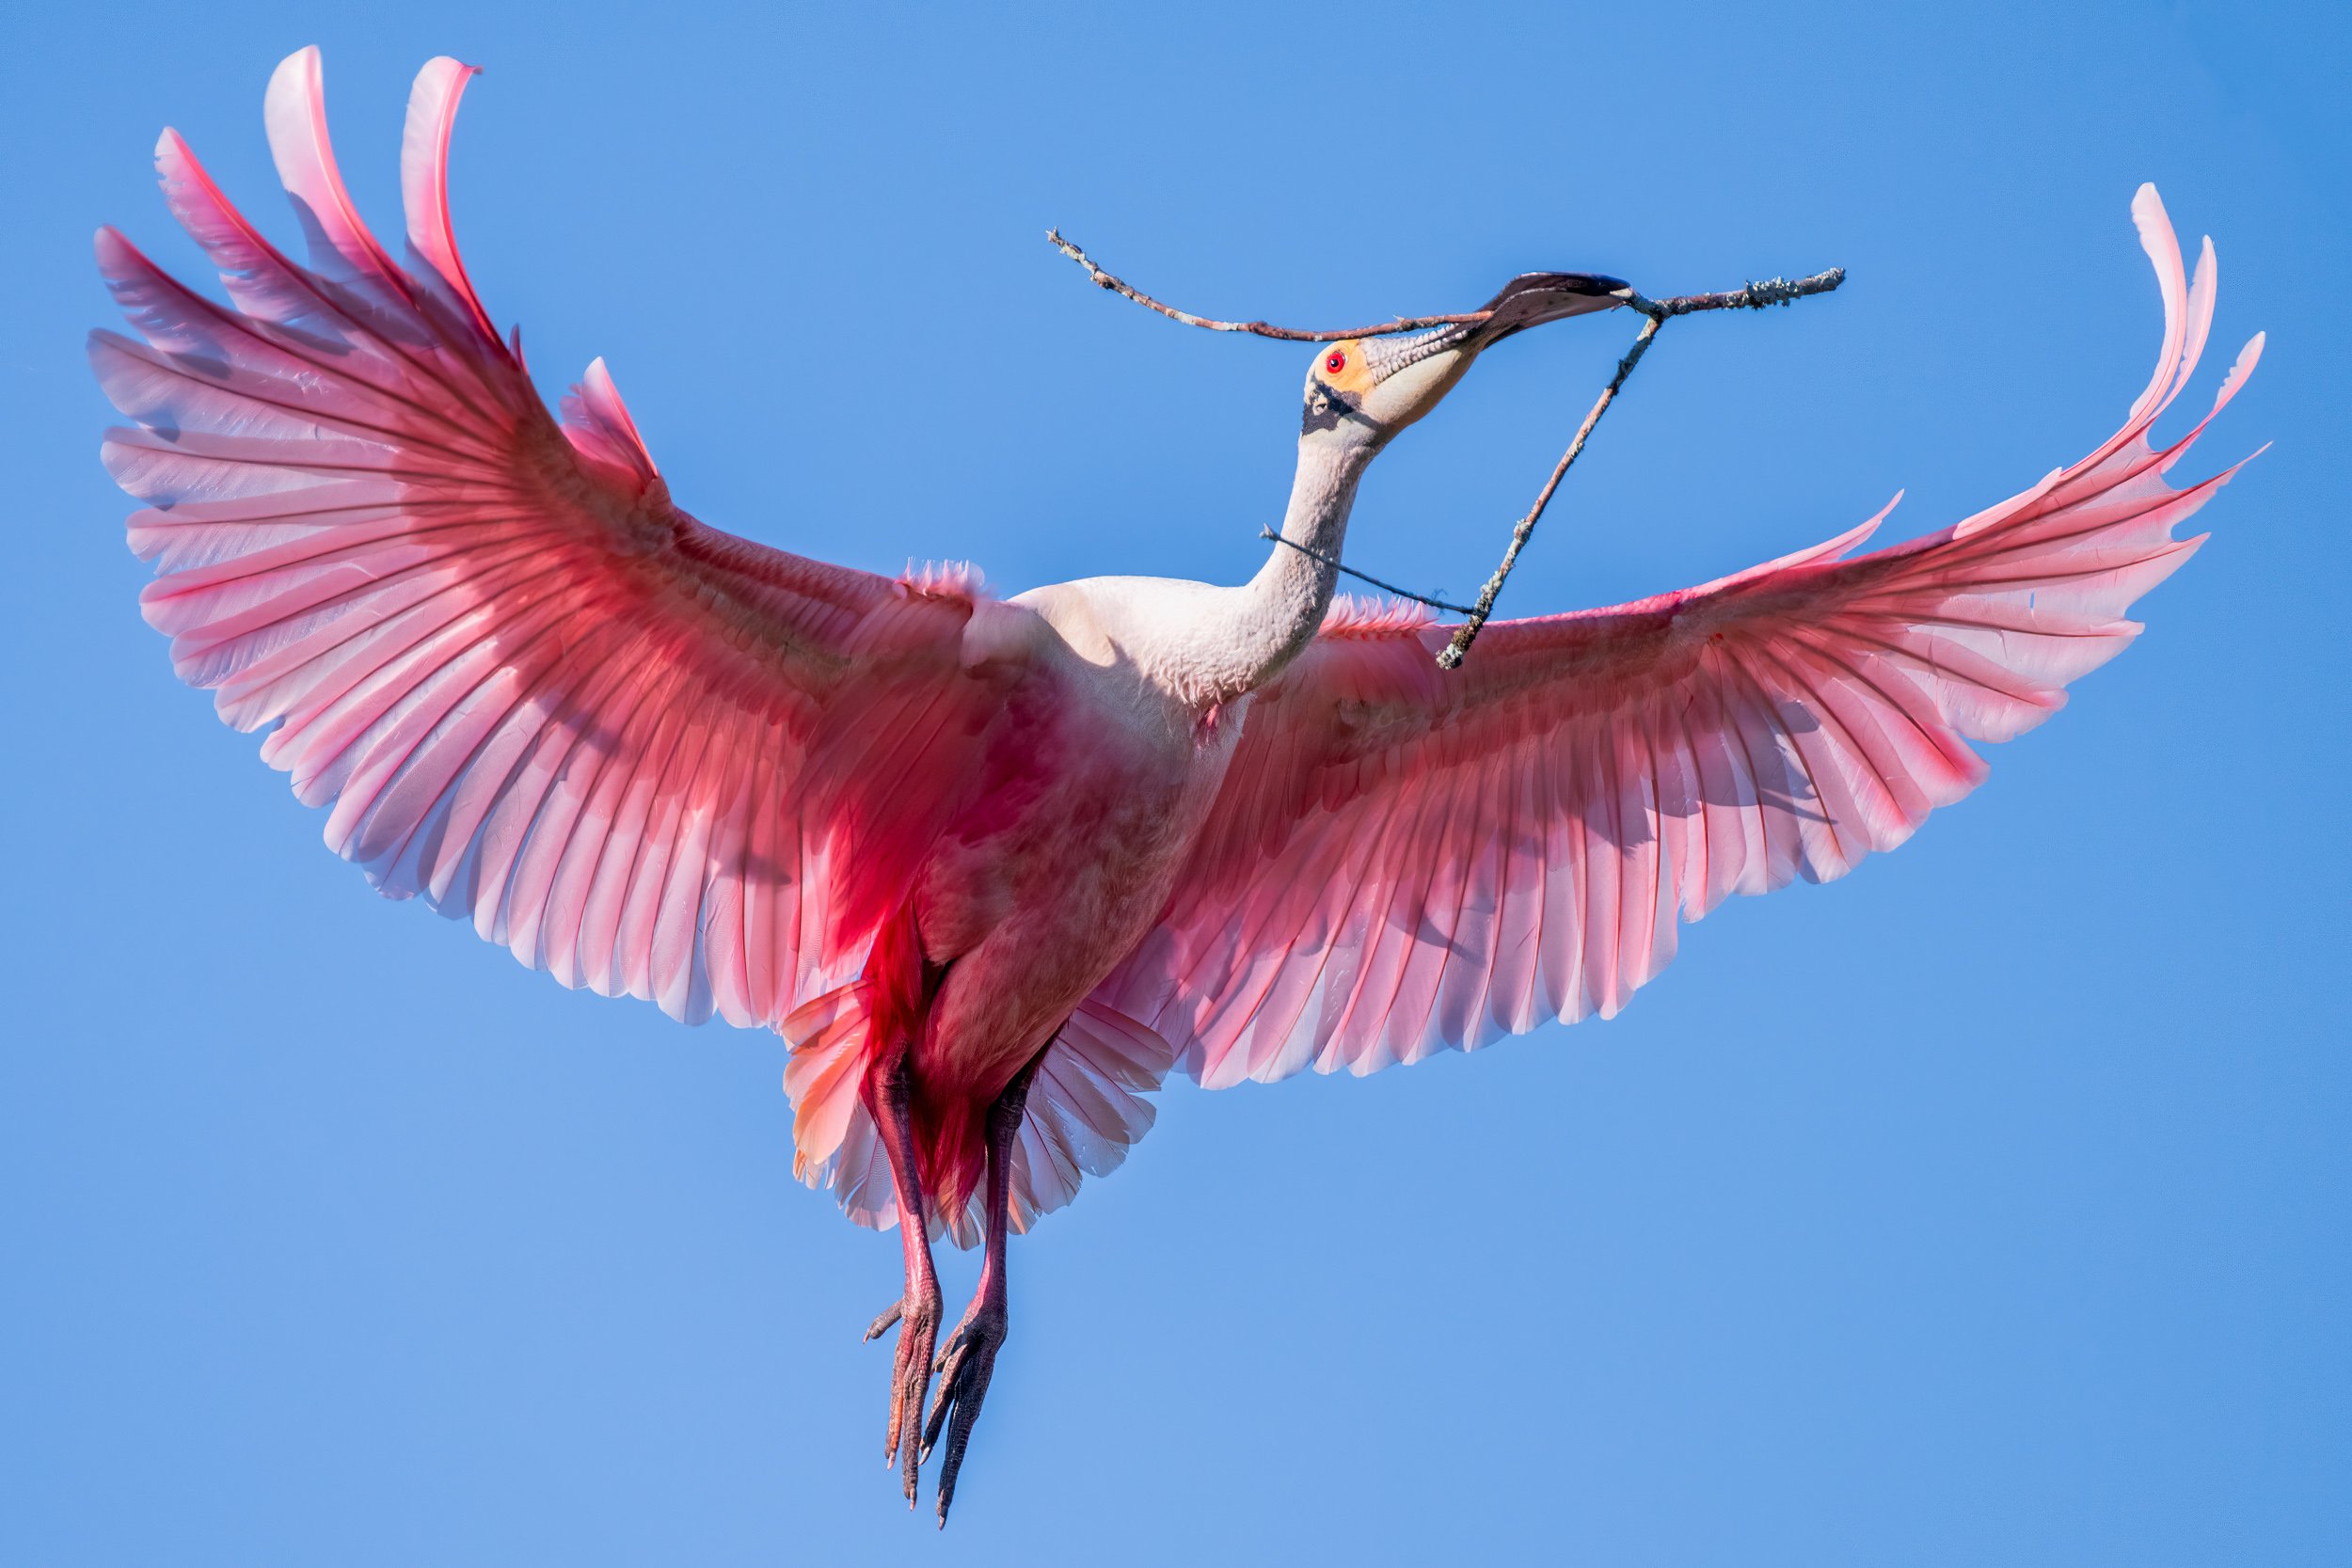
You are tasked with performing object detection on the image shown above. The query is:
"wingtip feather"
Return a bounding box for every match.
[400,54,501,349]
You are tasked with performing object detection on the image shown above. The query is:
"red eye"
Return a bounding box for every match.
[1325,351,1347,374]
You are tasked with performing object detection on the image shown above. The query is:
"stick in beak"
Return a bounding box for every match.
[1460,272,1631,347]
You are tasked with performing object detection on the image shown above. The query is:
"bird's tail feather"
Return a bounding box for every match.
[783,986,1179,1247]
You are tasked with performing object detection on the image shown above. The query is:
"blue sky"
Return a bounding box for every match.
[4,3,2345,1563]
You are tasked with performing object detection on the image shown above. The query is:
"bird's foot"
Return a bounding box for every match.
[865,1286,942,1506]
[923,1299,1007,1527]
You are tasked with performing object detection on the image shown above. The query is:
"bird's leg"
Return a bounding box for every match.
[858,1043,942,1506]
[923,1054,1041,1527]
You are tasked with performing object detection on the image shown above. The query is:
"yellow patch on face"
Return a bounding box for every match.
[1313,340,1376,396]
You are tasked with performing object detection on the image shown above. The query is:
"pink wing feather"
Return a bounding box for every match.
[1099,184,2263,1089]
[89,49,1001,1030]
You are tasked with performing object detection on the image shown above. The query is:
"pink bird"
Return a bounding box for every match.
[91,49,2260,1524]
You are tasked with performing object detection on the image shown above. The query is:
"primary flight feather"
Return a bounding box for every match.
[89,47,2261,1524]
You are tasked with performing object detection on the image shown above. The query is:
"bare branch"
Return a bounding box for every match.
[1047,230,1494,342]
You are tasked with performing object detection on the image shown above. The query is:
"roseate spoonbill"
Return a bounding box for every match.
[89,47,2260,1525]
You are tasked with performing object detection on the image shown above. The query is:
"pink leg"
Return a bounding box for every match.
[922,1055,1041,1528]
[859,1044,942,1508]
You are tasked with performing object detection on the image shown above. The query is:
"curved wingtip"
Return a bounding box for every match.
[2128,182,2176,266]
[261,40,415,307]
[263,45,324,123]
[2125,182,2193,425]
[401,53,500,347]
[2054,184,2249,493]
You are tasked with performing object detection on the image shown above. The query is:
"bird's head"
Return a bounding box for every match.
[1298,271,1628,450]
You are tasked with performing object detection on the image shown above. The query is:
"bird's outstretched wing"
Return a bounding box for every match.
[91,50,1008,1028]
[1094,185,2262,1088]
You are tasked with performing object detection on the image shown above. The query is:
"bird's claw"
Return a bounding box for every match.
[922,1303,1007,1527]
[868,1289,941,1505]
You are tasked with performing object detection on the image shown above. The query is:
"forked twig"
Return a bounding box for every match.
[1437,310,1664,667]
[1046,229,1845,666]
[1436,268,1843,668]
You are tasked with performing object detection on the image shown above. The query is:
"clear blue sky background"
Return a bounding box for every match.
[4,3,2344,1563]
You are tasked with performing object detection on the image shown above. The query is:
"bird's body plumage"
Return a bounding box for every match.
[90,48,2260,1520]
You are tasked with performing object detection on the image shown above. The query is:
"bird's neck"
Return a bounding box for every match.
[1204,439,1372,699]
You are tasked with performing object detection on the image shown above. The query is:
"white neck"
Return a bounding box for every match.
[1177,438,1371,704]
